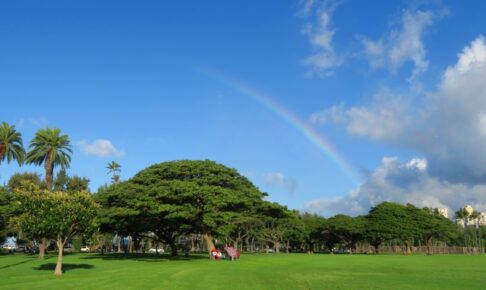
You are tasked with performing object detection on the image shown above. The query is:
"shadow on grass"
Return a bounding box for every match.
[34,263,94,272]
[81,253,209,263]
[0,256,38,270]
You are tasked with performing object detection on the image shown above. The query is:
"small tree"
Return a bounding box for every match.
[16,189,98,276]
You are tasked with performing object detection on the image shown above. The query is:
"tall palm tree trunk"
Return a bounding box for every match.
[45,157,54,190]
[0,144,6,161]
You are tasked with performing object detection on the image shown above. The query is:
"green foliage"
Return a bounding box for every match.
[97,160,265,255]
[72,237,83,251]
[0,187,11,243]
[408,206,457,246]
[15,189,99,243]
[53,168,69,191]
[0,122,25,166]
[7,172,46,192]
[66,176,90,193]
[300,213,326,252]
[257,201,292,252]
[324,214,365,252]
[54,169,90,193]
[365,202,416,251]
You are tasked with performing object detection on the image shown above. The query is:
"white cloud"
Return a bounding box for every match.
[301,1,342,76]
[310,103,346,125]
[16,117,49,129]
[298,0,315,17]
[311,90,411,141]
[308,36,486,216]
[314,36,486,184]
[264,172,298,195]
[304,157,486,217]
[78,139,125,158]
[362,9,438,82]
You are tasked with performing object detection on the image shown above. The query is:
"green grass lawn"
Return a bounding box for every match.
[0,253,485,290]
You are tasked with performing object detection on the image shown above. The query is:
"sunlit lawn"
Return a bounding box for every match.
[0,252,485,289]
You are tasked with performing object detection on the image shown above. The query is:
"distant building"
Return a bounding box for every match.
[456,205,486,227]
[437,208,448,219]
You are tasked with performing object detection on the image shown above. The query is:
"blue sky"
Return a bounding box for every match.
[2,0,486,216]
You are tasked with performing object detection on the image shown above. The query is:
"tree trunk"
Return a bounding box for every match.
[191,235,195,252]
[38,239,46,260]
[54,238,66,276]
[169,239,178,256]
[117,237,121,253]
[307,242,314,254]
[250,237,255,253]
[128,236,133,253]
[286,240,290,254]
[405,242,411,255]
[275,241,280,254]
[427,238,433,255]
[45,154,54,191]
[203,234,215,259]
[0,144,6,163]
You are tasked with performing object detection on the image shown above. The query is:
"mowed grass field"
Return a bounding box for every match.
[0,253,485,290]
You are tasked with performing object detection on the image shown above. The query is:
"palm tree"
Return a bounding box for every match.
[0,122,25,166]
[455,208,469,227]
[106,161,121,184]
[25,128,72,190]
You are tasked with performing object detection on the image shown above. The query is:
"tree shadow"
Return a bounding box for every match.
[0,257,38,270]
[34,263,94,272]
[81,253,208,262]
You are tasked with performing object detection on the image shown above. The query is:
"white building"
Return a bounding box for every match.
[456,205,486,227]
[437,208,449,219]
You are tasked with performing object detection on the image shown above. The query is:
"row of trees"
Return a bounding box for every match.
[0,122,483,276]
[94,160,470,257]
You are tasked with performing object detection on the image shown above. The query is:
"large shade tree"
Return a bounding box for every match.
[97,160,266,257]
[25,128,72,190]
[257,201,291,254]
[300,213,326,254]
[408,206,457,255]
[325,215,365,254]
[0,122,25,166]
[365,202,417,254]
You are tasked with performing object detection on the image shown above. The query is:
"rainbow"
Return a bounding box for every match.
[198,68,362,184]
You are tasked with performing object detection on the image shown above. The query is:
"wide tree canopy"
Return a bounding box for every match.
[97,160,266,256]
